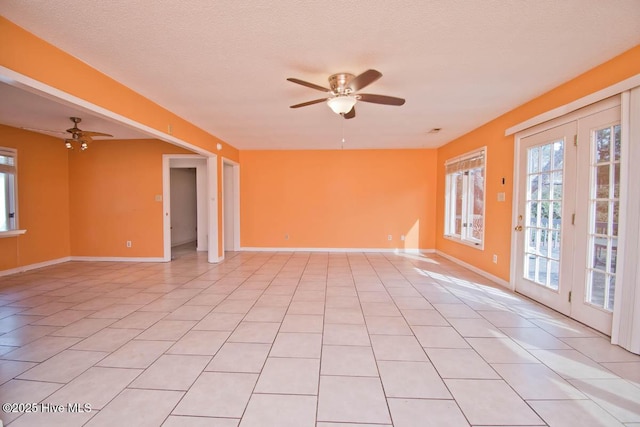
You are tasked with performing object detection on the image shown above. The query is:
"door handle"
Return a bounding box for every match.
[514,225,523,231]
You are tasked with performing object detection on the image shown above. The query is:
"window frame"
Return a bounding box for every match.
[0,147,19,234]
[444,147,486,249]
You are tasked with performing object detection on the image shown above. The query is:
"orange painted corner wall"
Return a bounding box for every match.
[436,44,640,281]
[240,149,437,250]
[0,125,70,271]
[69,139,191,257]
[2,17,240,259]
[1,17,239,160]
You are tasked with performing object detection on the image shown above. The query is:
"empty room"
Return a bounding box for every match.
[1,2,640,426]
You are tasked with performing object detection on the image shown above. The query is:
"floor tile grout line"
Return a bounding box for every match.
[219,251,307,423]
[315,252,331,424]
[375,252,490,427]
[355,253,396,426]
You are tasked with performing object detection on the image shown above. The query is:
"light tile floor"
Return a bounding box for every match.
[1,248,639,426]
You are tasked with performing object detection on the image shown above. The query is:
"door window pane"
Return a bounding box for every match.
[586,124,620,311]
[529,148,540,173]
[553,141,564,169]
[541,145,551,171]
[596,128,611,162]
[614,125,621,161]
[590,271,607,307]
[613,163,620,198]
[596,165,610,198]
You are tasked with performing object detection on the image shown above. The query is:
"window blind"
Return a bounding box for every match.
[445,150,485,174]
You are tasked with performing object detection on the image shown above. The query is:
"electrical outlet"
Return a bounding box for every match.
[387,235,392,241]
[400,235,405,241]
[492,254,498,264]
[126,241,132,248]
[284,234,289,240]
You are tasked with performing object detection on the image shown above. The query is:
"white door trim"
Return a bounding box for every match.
[221,157,241,254]
[506,73,640,136]
[612,87,640,353]
[207,156,220,263]
[163,154,214,262]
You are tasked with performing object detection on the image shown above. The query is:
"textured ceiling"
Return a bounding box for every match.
[1,1,639,150]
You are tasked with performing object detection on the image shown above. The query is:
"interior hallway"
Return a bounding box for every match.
[1,251,639,426]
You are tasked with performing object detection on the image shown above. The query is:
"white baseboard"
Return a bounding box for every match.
[435,250,512,290]
[70,256,167,263]
[240,247,435,254]
[0,256,71,277]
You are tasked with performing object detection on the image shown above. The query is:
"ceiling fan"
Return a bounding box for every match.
[22,116,113,150]
[287,69,405,119]
[63,117,113,150]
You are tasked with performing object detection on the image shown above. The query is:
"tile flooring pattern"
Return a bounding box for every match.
[0,249,639,426]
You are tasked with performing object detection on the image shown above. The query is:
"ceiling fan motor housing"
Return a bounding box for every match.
[328,73,355,95]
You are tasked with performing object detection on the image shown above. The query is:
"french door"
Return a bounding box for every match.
[514,101,621,335]
[571,106,621,334]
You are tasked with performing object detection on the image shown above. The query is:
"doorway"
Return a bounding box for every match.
[222,158,240,254]
[170,168,197,258]
[163,155,214,262]
[513,98,621,335]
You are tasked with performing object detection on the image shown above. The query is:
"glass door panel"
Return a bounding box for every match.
[523,140,564,290]
[515,121,576,315]
[586,124,620,311]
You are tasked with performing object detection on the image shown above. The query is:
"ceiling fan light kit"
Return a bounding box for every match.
[287,69,405,119]
[327,96,357,114]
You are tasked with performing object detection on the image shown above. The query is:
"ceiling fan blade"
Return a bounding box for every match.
[342,107,356,119]
[358,93,405,106]
[287,78,331,92]
[80,131,113,138]
[290,98,328,108]
[348,69,382,92]
[21,126,66,135]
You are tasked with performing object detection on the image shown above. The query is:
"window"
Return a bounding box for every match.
[0,147,17,232]
[444,148,485,247]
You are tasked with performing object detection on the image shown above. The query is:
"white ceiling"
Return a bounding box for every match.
[1,1,639,150]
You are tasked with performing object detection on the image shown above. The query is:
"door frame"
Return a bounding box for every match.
[511,97,622,330]
[221,157,240,253]
[510,96,621,290]
[162,154,218,263]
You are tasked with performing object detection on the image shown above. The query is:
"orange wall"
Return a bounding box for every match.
[0,17,238,161]
[1,17,239,259]
[69,139,191,257]
[240,149,437,249]
[0,126,70,271]
[436,44,640,281]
